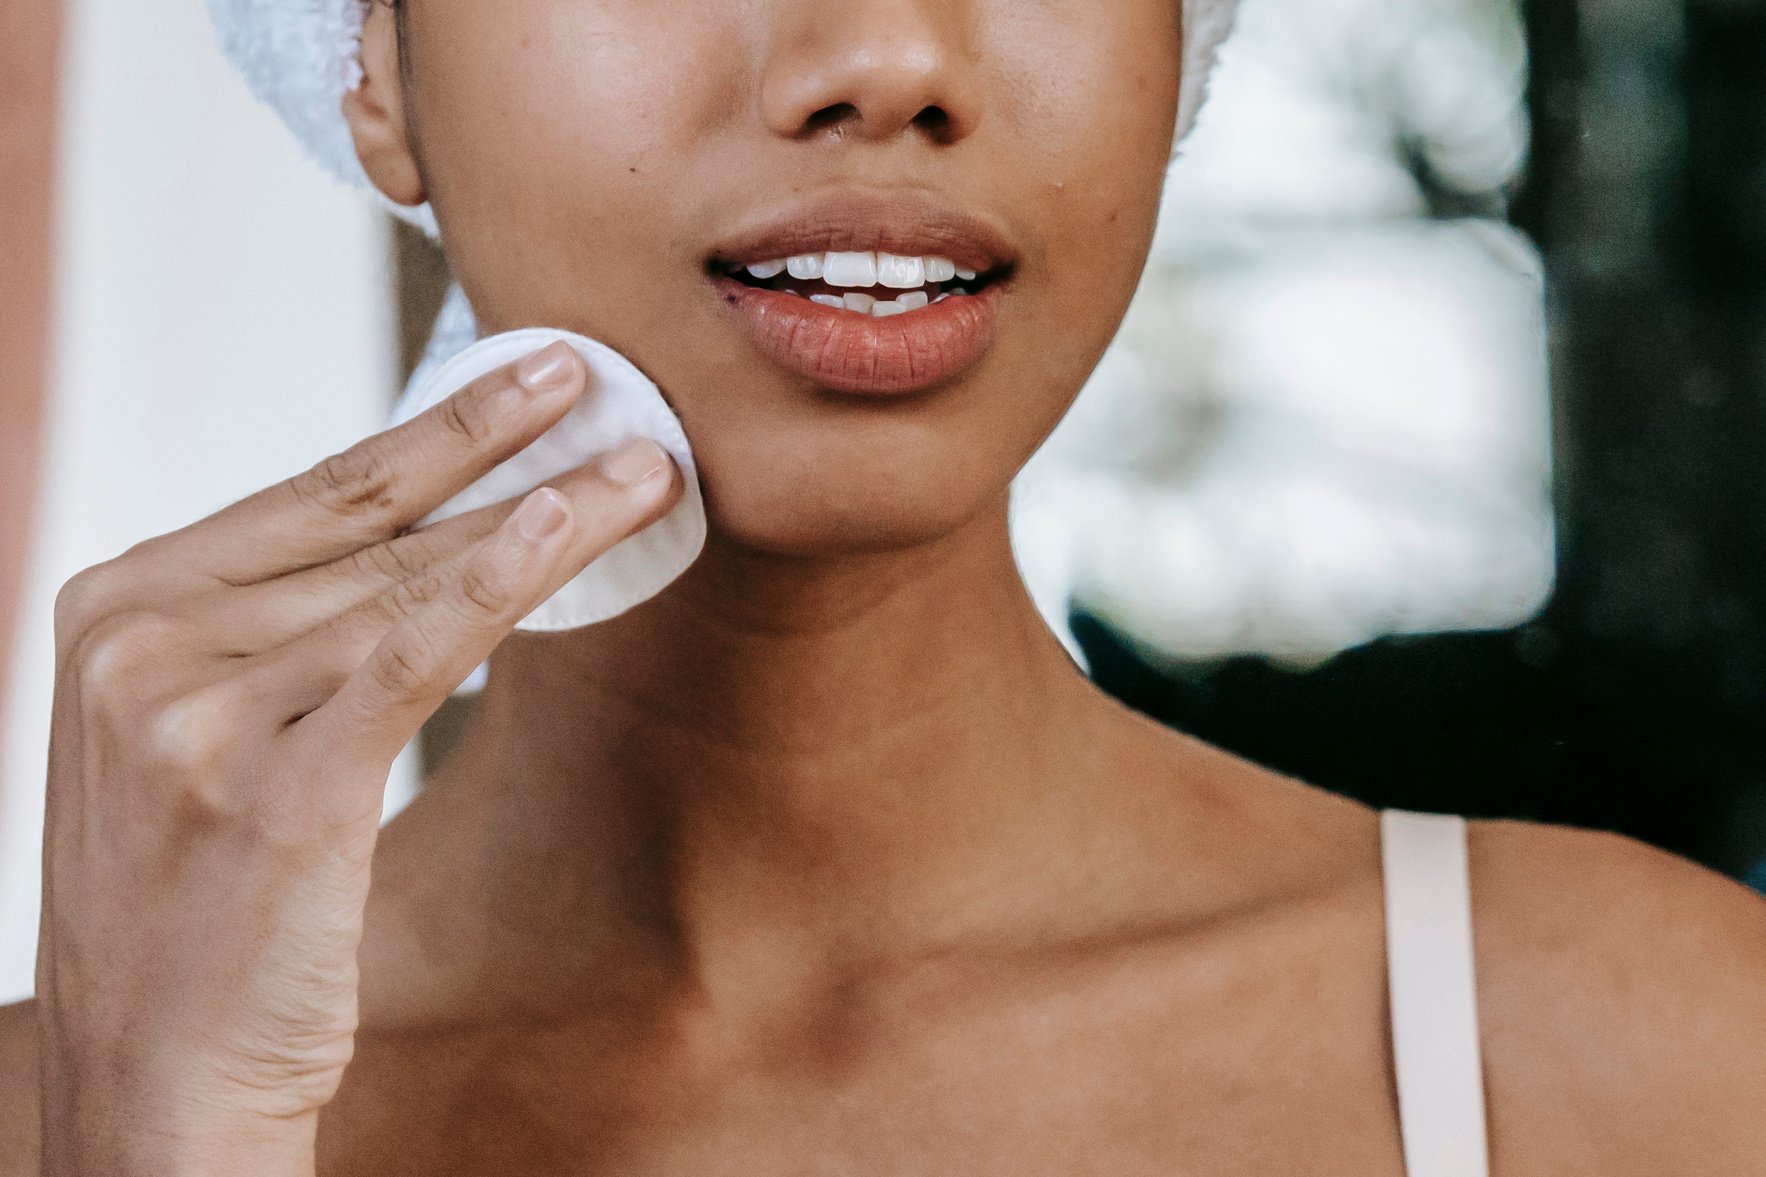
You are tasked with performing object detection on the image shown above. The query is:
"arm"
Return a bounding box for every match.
[1470,821,1766,1175]
[36,342,681,1175]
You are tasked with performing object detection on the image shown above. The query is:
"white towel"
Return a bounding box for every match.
[203,0,439,238]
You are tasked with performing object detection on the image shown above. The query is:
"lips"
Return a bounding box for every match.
[706,192,1017,396]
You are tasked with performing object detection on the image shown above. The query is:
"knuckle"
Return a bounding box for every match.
[349,535,429,586]
[73,611,181,714]
[117,533,176,564]
[140,685,247,780]
[456,559,513,617]
[436,388,500,450]
[383,567,450,620]
[53,564,124,643]
[366,638,433,702]
[292,444,398,518]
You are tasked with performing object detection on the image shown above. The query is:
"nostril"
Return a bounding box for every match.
[797,102,959,143]
[913,105,954,139]
[804,103,861,136]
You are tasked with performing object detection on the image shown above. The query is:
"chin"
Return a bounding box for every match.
[660,368,1028,559]
[694,447,1005,560]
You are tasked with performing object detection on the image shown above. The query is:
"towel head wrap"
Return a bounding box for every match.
[206,0,1242,394]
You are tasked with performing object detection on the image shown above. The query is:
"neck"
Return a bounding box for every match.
[371,500,1152,1026]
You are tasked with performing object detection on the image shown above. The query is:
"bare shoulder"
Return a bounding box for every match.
[0,999,39,1175]
[1468,819,1766,1175]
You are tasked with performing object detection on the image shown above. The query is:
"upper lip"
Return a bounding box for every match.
[706,189,1019,276]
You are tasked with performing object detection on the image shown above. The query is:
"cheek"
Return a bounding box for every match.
[408,1,740,329]
[406,0,1181,557]
[414,0,1179,336]
[987,0,1183,355]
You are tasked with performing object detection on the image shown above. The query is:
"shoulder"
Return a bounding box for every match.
[1467,819,1766,1174]
[0,999,38,1175]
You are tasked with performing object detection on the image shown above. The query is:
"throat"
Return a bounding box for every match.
[386,511,1118,1025]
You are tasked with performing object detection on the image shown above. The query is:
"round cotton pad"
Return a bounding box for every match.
[391,328,706,632]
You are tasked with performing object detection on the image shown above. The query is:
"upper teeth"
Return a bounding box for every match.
[747,252,971,289]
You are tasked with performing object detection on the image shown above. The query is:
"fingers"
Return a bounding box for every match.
[196,489,524,651]
[176,341,589,587]
[287,439,680,766]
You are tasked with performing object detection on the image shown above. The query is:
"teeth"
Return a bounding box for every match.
[876,253,925,289]
[740,252,985,291]
[799,286,958,316]
[823,251,879,287]
[743,247,986,316]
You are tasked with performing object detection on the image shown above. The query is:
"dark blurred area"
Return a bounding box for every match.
[1077,0,1766,881]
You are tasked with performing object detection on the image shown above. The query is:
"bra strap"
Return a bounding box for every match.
[1381,809,1491,1177]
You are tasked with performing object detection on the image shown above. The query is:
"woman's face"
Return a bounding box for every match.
[360,0,1182,556]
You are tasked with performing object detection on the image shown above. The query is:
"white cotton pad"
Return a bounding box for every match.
[390,328,706,632]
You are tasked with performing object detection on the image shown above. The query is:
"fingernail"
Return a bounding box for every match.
[514,341,579,393]
[599,437,670,487]
[513,488,568,541]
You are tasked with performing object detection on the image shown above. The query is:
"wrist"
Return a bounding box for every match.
[42,1103,318,1177]
[38,1021,339,1177]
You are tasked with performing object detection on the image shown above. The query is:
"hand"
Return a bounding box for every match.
[35,341,682,1176]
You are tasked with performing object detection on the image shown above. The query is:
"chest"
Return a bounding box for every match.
[316,942,1408,1176]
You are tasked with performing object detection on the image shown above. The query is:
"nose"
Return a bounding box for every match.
[759,1,983,146]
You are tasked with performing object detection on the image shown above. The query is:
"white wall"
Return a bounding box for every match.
[0,0,413,1003]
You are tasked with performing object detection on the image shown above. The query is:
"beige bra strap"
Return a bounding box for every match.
[1381,810,1491,1177]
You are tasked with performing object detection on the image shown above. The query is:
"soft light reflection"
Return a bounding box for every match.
[1014,0,1551,667]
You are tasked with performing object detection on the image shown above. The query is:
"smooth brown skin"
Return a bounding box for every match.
[0,0,60,768]
[6,0,1766,1172]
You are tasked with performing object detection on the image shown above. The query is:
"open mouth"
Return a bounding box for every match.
[712,251,1005,318]
[704,194,1019,394]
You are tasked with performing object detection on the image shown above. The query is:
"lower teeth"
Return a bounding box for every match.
[797,288,961,317]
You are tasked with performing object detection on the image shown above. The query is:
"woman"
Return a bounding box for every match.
[5,0,1764,1172]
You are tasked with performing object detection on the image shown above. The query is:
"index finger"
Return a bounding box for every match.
[294,441,681,766]
[168,341,587,587]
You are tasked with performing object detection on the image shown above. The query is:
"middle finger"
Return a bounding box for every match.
[190,463,617,652]
[253,441,682,711]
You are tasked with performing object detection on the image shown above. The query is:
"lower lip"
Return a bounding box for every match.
[712,276,1005,396]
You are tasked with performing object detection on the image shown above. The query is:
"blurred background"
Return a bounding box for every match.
[1,0,1763,1003]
